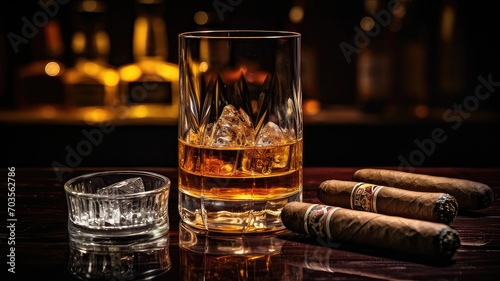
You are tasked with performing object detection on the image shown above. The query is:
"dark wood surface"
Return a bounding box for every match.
[1,167,500,280]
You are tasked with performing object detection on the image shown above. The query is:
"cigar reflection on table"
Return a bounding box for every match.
[280,239,415,281]
[179,222,296,280]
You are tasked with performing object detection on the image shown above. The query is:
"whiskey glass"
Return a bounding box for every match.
[178,30,303,232]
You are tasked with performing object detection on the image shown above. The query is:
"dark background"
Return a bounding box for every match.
[1,0,499,168]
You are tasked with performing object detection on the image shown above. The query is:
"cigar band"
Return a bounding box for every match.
[304,204,339,238]
[351,182,384,213]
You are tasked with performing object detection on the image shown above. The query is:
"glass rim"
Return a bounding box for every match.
[178,29,301,39]
[64,170,171,199]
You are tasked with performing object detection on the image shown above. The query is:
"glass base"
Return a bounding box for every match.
[178,191,302,233]
[67,218,169,245]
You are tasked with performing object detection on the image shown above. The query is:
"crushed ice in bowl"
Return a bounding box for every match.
[96,177,147,227]
[97,177,145,195]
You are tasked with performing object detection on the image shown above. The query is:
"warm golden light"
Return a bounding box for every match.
[119,65,142,81]
[103,70,119,86]
[194,11,209,25]
[131,105,149,118]
[72,31,86,54]
[199,62,208,72]
[303,99,321,115]
[45,61,61,76]
[133,17,149,58]
[133,16,167,60]
[83,62,99,76]
[84,108,108,123]
[157,63,179,79]
[95,31,110,56]
[82,0,98,12]
[200,38,209,62]
[289,6,304,24]
[360,16,375,31]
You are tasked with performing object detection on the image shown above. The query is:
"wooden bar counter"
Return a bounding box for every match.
[1,167,499,280]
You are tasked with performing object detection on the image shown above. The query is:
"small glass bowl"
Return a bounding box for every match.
[64,170,170,244]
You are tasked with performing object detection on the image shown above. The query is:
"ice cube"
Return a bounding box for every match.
[207,104,255,147]
[96,177,145,227]
[241,122,291,174]
[97,177,145,195]
[255,121,284,147]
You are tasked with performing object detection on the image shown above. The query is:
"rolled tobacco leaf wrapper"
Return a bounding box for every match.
[352,168,494,210]
[318,179,458,224]
[281,202,461,261]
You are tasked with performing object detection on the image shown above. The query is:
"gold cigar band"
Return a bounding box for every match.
[350,182,384,213]
[303,204,340,239]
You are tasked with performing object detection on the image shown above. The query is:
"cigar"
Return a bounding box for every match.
[318,180,458,224]
[352,168,494,210]
[280,202,461,261]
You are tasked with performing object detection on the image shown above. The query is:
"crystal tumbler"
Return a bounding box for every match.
[178,30,303,232]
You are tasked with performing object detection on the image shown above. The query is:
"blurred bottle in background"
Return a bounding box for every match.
[63,0,119,109]
[355,0,395,114]
[390,0,430,119]
[436,0,466,108]
[15,15,66,109]
[118,0,179,119]
[287,0,321,116]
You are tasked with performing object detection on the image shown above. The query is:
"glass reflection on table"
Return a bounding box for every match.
[179,222,302,280]
[67,234,171,280]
